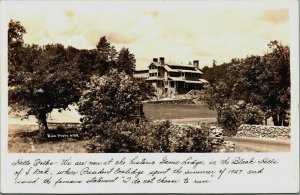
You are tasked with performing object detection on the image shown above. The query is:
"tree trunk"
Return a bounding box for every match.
[272,114,279,126]
[37,112,49,137]
[279,111,289,126]
[264,116,268,125]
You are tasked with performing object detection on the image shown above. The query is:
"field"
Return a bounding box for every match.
[8,125,88,153]
[8,103,218,153]
[143,103,217,120]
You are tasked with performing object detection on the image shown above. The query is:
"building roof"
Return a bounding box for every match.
[185,80,203,84]
[148,62,164,67]
[178,69,203,74]
[168,64,196,70]
[164,64,203,74]
[168,77,185,81]
[168,77,209,84]
[163,65,177,72]
[134,70,148,74]
[146,77,164,81]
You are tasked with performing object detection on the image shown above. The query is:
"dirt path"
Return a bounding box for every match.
[225,137,290,152]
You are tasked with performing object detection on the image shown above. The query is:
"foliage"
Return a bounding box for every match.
[78,69,143,134]
[168,122,211,152]
[133,78,156,100]
[204,41,290,127]
[8,43,82,137]
[8,20,26,71]
[85,119,168,153]
[85,119,212,153]
[215,100,264,132]
[116,47,136,75]
[93,37,137,76]
[8,21,143,137]
[201,59,240,84]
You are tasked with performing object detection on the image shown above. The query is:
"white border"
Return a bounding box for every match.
[1,0,299,193]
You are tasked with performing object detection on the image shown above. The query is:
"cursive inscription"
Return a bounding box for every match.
[10,156,278,187]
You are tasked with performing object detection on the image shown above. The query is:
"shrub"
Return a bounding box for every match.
[85,119,169,153]
[85,119,212,153]
[217,103,239,131]
[169,122,212,152]
[217,101,264,133]
[239,102,264,125]
[85,120,141,153]
[78,69,142,134]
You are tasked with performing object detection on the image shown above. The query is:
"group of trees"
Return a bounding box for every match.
[8,20,153,137]
[201,59,240,84]
[204,41,290,130]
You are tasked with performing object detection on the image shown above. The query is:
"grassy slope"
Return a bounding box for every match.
[143,103,217,119]
[8,125,88,153]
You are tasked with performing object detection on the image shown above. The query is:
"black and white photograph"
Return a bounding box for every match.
[0,0,299,193]
[5,2,293,153]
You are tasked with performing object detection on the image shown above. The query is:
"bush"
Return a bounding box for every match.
[217,101,264,133]
[169,122,212,152]
[85,119,212,153]
[78,69,142,134]
[217,103,239,131]
[85,119,170,153]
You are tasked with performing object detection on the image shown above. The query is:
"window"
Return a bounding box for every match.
[170,81,174,87]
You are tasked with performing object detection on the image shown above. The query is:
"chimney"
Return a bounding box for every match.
[153,58,158,62]
[193,60,199,69]
[159,57,165,65]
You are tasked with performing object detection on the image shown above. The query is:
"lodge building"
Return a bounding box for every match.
[134,57,209,98]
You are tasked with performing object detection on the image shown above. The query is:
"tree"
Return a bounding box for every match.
[201,61,235,84]
[204,41,290,127]
[8,21,148,137]
[226,42,290,125]
[258,41,290,125]
[212,59,217,67]
[72,49,96,83]
[116,47,136,75]
[133,78,156,100]
[8,21,82,137]
[78,69,143,133]
[109,46,118,62]
[8,20,26,75]
[95,36,111,75]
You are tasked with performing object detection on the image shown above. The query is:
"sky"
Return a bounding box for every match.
[5,1,290,70]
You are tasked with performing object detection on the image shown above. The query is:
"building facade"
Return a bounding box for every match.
[134,57,208,98]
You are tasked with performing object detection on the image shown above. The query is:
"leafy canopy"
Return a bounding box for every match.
[204,41,290,128]
[78,69,143,133]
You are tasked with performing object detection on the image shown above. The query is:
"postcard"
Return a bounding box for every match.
[0,0,299,193]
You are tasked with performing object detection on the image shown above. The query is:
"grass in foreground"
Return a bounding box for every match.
[8,125,88,153]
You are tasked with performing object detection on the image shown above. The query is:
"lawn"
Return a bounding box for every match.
[143,103,217,120]
[8,125,88,153]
